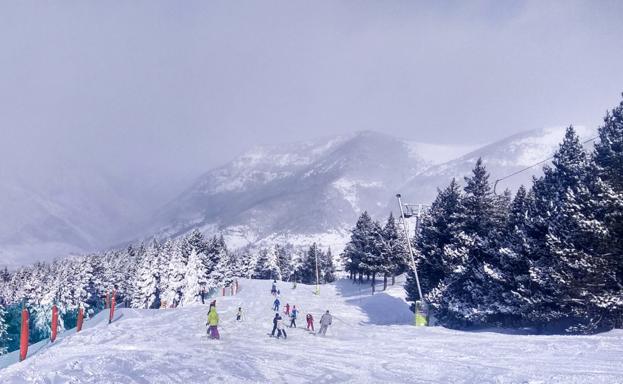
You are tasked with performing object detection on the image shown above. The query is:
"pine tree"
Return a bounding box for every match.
[320,247,336,283]
[133,241,163,309]
[593,96,623,327]
[428,159,507,326]
[413,179,463,298]
[298,244,323,285]
[341,211,378,283]
[276,244,294,282]
[377,213,406,290]
[252,248,281,280]
[0,303,8,355]
[529,126,613,332]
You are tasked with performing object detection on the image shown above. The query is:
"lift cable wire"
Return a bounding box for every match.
[493,135,600,194]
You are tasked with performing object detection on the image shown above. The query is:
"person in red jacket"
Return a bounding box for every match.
[284,303,290,316]
[306,313,314,331]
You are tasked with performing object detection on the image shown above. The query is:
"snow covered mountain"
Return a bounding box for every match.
[397,125,597,204]
[148,127,597,252]
[0,127,596,267]
[146,131,456,250]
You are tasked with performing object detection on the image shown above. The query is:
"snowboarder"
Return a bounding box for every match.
[276,315,287,339]
[207,306,220,339]
[273,298,280,311]
[319,310,332,336]
[289,306,298,328]
[271,313,280,337]
[284,303,290,316]
[306,313,314,331]
[236,307,243,321]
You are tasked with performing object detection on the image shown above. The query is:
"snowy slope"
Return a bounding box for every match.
[2,278,621,383]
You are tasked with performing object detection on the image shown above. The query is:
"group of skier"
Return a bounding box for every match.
[269,280,333,339]
[205,280,333,341]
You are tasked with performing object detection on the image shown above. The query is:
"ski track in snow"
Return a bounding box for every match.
[1,279,622,384]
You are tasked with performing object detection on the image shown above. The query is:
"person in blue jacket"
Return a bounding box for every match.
[273,297,280,311]
[289,305,298,328]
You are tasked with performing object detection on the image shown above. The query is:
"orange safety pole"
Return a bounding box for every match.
[109,290,116,324]
[77,307,84,332]
[51,305,58,342]
[19,307,29,362]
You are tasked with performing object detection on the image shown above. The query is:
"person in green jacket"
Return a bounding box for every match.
[207,307,220,339]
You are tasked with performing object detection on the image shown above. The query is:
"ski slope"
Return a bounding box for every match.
[1,278,622,383]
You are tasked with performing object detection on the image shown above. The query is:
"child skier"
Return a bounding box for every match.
[290,306,298,328]
[284,303,290,316]
[273,298,280,311]
[276,315,287,339]
[306,313,314,331]
[207,306,220,339]
[236,307,243,321]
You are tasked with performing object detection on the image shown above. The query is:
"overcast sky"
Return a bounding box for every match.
[1,0,622,186]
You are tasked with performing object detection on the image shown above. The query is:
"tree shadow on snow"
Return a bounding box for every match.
[336,279,413,325]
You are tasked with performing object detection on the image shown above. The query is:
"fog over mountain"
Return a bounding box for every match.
[1,1,622,268]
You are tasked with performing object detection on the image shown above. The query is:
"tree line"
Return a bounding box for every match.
[407,97,623,334]
[341,212,409,294]
[0,231,334,354]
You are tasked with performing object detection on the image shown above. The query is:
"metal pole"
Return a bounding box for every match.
[396,194,423,301]
[314,246,320,295]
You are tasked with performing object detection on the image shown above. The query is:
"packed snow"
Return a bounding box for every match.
[1,278,621,383]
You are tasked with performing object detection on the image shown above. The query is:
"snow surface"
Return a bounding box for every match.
[1,278,621,384]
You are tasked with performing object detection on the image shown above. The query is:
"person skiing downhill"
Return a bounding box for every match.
[271,282,277,296]
[236,307,243,321]
[273,298,280,311]
[306,313,314,331]
[271,313,280,337]
[207,306,220,339]
[290,306,298,328]
[284,303,290,316]
[276,315,287,339]
[319,310,332,336]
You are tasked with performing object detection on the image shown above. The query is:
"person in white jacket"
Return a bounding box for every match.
[276,316,287,339]
[319,310,332,336]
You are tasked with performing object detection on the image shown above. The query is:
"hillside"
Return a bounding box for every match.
[1,278,621,383]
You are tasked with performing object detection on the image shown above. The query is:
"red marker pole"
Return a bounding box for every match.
[19,307,29,362]
[51,305,58,342]
[109,290,116,324]
[77,307,84,332]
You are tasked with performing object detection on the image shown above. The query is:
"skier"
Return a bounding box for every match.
[236,307,243,321]
[271,282,277,296]
[276,315,287,339]
[206,306,220,340]
[200,287,206,304]
[306,313,314,331]
[292,281,297,289]
[319,310,332,336]
[271,313,280,337]
[273,298,280,311]
[289,306,298,328]
[284,303,290,316]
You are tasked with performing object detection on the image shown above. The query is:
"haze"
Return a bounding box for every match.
[0,1,622,267]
